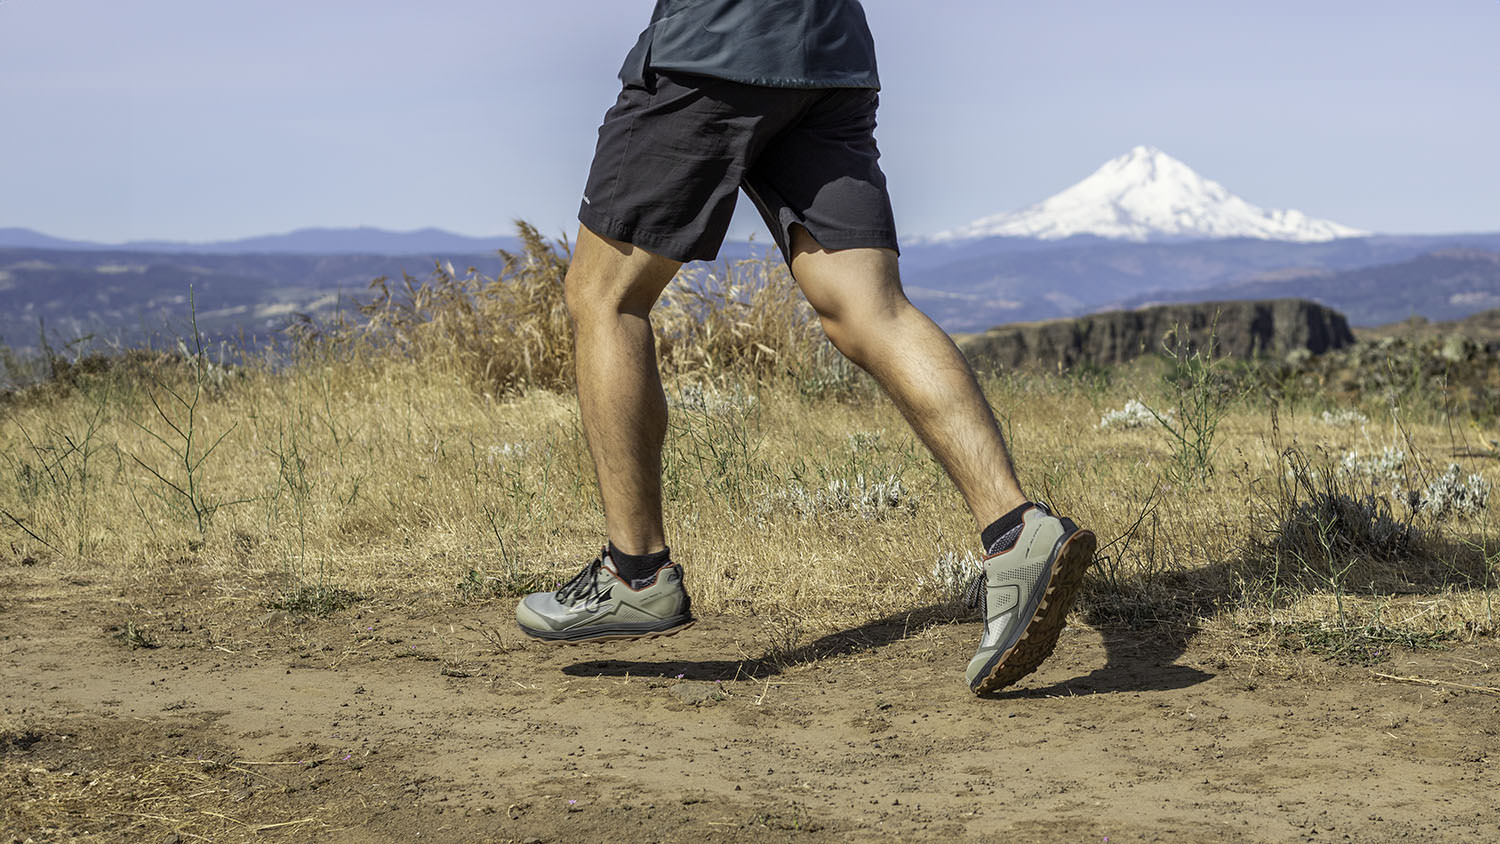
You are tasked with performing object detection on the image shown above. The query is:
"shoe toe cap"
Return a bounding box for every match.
[515,591,565,631]
[964,651,992,685]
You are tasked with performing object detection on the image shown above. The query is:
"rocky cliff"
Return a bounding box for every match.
[956,298,1355,373]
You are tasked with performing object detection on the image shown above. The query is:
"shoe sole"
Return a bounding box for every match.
[519,616,696,645]
[970,523,1096,695]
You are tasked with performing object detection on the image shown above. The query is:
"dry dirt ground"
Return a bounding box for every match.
[3,564,1498,843]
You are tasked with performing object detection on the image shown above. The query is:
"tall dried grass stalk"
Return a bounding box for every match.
[356,226,834,396]
[359,221,574,395]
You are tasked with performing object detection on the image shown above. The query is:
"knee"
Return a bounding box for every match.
[564,267,660,326]
[818,314,862,364]
[818,302,910,368]
[563,272,595,323]
[564,273,623,330]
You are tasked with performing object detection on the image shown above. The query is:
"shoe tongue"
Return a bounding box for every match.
[598,551,625,580]
[986,521,1025,556]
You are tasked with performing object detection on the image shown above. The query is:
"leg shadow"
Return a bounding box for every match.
[562,604,968,681]
[563,603,1216,696]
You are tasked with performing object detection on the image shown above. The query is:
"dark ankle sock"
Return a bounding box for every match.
[981,502,1032,554]
[607,542,671,583]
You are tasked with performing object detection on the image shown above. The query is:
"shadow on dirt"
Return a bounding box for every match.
[562,485,1497,692]
[984,628,1214,699]
[563,603,1217,696]
[564,522,1491,694]
[563,605,968,682]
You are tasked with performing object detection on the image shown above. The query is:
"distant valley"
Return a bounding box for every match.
[5,147,1500,351]
[898,234,1500,331]
[1113,248,1500,326]
[0,248,511,351]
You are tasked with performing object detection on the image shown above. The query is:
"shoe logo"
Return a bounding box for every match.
[585,587,613,612]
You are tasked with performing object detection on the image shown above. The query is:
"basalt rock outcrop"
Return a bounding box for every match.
[957,298,1355,373]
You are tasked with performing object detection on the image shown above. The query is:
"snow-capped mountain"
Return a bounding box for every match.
[928,145,1367,243]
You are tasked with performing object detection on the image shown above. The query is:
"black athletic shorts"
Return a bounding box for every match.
[578,71,900,264]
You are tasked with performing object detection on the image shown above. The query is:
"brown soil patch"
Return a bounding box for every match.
[3,565,1497,842]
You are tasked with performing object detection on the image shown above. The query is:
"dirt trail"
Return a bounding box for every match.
[3,565,1498,842]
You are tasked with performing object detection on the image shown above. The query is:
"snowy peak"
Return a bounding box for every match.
[931,145,1367,243]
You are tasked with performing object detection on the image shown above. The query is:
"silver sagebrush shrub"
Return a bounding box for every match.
[1338,447,1406,494]
[1320,409,1369,427]
[1420,463,1491,519]
[927,550,982,603]
[1098,399,1170,430]
[769,473,918,520]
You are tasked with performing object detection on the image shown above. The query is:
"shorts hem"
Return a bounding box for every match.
[778,218,900,257]
[802,228,901,255]
[578,206,712,263]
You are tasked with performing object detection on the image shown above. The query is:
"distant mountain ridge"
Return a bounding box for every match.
[899,232,1500,330]
[0,226,520,256]
[5,147,1500,344]
[1115,248,1500,326]
[928,146,1367,244]
[7,234,1500,350]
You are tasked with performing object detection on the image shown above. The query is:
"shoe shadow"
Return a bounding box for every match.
[563,511,1494,694]
[562,605,1216,696]
[981,626,1215,700]
[561,604,967,681]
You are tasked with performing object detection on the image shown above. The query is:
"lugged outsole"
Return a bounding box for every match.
[521,618,697,646]
[971,528,1097,695]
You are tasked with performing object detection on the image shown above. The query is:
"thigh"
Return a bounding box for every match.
[786,225,905,324]
[742,88,900,262]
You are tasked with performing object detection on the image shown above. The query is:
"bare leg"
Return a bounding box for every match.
[564,225,682,555]
[786,227,1027,529]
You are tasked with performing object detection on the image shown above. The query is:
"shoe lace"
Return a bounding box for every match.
[962,572,986,613]
[555,552,606,604]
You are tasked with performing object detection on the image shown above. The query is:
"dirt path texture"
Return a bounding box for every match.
[2,565,1498,843]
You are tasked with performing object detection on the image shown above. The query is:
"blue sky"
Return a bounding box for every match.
[2,0,1497,243]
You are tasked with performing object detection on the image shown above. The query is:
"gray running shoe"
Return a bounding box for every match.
[963,503,1096,694]
[515,548,695,643]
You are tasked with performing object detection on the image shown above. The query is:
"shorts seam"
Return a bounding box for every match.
[607,90,645,217]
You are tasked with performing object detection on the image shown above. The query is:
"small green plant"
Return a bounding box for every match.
[128,290,248,537]
[456,526,551,601]
[666,386,766,507]
[265,585,363,616]
[1150,320,1239,484]
[1,384,113,555]
[266,422,314,579]
[112,620,159,649]
[456,566,550,601]
[1277,620,1455,665]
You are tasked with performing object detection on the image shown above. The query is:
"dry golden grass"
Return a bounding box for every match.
[2,231,1497,664]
